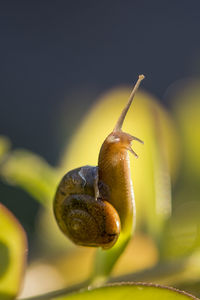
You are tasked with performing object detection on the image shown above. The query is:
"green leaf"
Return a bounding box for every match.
[0,203,27,299]
[160,79,200,259]
[171,79,200,179]
[0,150,59,206]
[53,283,199,300]
[161,201,200,259]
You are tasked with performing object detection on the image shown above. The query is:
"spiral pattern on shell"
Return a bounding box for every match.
[60,194,120,248]
[53,166,120,249]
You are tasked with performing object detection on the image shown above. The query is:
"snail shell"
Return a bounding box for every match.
[54,166,120,249]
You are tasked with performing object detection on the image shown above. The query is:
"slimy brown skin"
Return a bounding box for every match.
[98,131,135,232]
[97,75,145,233]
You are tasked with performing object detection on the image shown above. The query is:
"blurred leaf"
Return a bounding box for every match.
[161,201,200,260]
[0,150,59,206]
[161,79,200,259]
[59,87,178,280]
[34,208,77,258]
[34,233,157,289]
[0,203,27,299]
[171,79,200,179]
[54,283,198,300]
[162,251,200,296]
[0,136,10,163]
[19,262,65,299]
[91,218,133,283]
[112,234,158,276]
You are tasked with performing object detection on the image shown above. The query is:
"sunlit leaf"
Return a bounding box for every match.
[54,283,198,300]
[0,203,27,299]
[59,87,178,280]
[0,150,59,206]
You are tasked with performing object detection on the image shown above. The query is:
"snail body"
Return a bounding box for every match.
[54,75,144,249]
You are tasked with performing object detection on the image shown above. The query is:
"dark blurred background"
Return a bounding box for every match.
[0,0,200,247]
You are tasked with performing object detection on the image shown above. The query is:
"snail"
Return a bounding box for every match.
[54,75,144,250]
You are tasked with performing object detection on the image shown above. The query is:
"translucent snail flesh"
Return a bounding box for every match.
[54,75,144,249]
